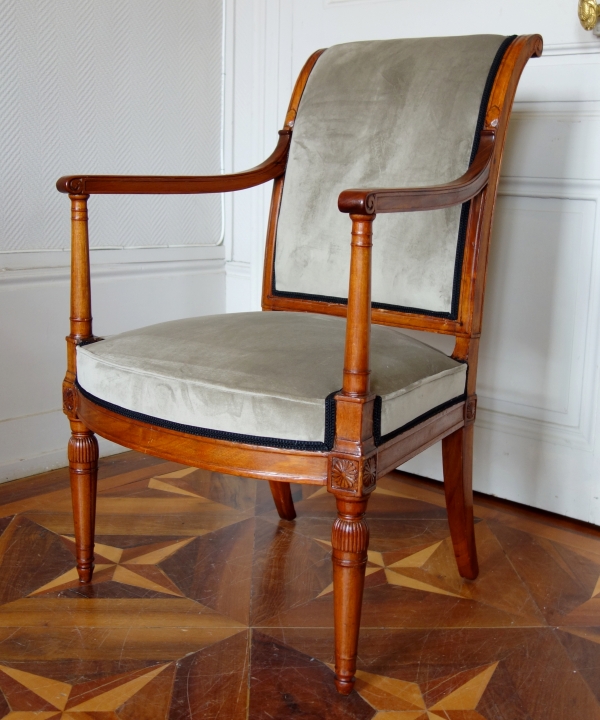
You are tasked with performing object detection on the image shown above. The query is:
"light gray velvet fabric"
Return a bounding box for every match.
[274,35,507,314]
[77,312,466,443]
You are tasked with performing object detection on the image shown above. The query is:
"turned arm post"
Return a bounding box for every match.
[70,194,93,339]
[65,194,93,387]
[342,214,374,398]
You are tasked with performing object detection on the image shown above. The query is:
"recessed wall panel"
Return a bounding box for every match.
[0,0,223,251]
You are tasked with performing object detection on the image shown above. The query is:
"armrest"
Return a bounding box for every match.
[338,131,494,215]
[57,129,292,195]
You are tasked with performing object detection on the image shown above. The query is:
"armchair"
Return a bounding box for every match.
[57,34,542,695]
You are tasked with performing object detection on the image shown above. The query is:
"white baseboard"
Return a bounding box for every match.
[0,409,126,484]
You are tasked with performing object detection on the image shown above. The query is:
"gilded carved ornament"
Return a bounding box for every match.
[579,0,600,32]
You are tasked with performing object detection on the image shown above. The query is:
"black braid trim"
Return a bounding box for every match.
[76,379,340,452]
[373,394,466,447]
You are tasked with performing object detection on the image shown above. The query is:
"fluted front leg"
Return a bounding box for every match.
[68,424,99,583]
[332,495,370,695]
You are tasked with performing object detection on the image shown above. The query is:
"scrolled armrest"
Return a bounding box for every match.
[338,131,495,215]
[57,129,292,195]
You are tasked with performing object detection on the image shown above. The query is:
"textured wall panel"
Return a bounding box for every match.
[0,0,223,251]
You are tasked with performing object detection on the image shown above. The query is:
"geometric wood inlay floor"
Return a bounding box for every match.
[0,450,598,718]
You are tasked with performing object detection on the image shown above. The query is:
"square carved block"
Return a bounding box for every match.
[328,454,378,496]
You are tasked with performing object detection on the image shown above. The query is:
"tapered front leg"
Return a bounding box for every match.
[442,422,478,580]
[268,481,296,520]
[68,423,99,583]
[332,495,370,695]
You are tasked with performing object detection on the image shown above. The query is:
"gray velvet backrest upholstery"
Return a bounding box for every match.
[273,35,513,319]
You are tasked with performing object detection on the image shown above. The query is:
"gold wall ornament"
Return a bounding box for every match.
[579,0,600,31]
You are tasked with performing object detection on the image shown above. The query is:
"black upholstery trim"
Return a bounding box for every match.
[75,379,340,453]
[469,35,517,165]
[78,337,104,347]
[271,35,517,321]
[373,395,383,445]
[449,34,516,319]
[374,394,466,447]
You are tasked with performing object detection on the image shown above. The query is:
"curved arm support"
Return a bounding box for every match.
[57,129,292,195]
[338,131,494,215]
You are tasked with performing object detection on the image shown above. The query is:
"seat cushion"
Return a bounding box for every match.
[76,312,466,450]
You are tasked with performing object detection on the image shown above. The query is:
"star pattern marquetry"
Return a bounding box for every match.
[310,482,465,600]
[304,484,552,629]
[29,537,194,598]
[351,662,499,720]
[147,466,209,498]
[0,661,171,718]
[315,537,458,599]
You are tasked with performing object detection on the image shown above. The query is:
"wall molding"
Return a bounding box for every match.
[0,257,225,288]
[477,176,600,450]
[512,101,600,118]
[543,41,600,56]
[498,176,600,203]
[225,259,251,277]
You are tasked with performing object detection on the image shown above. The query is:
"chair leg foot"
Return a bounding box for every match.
[68,425,99,584]
[334,676,355,696]
[269,481,296,520]
[332,495,369,695]
[442,424,479,580]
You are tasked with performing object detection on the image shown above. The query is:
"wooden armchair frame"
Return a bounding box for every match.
[57,34,542,695]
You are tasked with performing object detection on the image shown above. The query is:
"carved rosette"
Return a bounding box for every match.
[331,515,369,555]
[331,458,359,490]
[63,385,77,416]
[363,456,377,489]
[66,179,86,195]
[465,395,478,425]
[68,433,99,465]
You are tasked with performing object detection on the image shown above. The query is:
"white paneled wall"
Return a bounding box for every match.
[225,0,600,523]
[0,0,226,481]
[0,0,223,251]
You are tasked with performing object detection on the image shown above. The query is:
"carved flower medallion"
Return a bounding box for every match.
[63,386,76,414]
[363,456,377,489]
[331,458,359,490]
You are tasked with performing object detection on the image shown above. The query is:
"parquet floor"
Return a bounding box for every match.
[0,451,598,719]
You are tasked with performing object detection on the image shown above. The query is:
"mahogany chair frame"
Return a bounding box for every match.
[57,35,542,695]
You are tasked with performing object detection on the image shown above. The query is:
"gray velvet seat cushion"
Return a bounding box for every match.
[77,312,466,446]
[274,35,509,315]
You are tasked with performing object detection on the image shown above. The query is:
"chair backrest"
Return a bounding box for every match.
[262,35,531,338]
